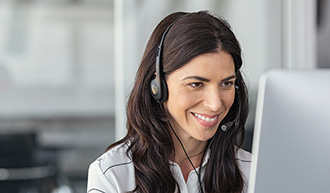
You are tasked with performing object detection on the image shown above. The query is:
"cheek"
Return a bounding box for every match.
[222,91,236,110]
[229,95,236,107]
[164,89,200,124]
[166,91,194,114]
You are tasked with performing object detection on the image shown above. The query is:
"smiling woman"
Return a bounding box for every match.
[87,11,251,193]
[165,51,236,142]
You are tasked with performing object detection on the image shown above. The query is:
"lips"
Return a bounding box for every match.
[192,112,220,127]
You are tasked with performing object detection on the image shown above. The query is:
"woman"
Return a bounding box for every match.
[88,11,251,193]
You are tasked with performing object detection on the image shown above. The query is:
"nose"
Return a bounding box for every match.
[203,86,223,112]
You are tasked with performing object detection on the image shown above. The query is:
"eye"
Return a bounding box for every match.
[190,82,203,88]
[221,81,234,88]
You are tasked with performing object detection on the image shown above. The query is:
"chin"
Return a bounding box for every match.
[195,130,218,142]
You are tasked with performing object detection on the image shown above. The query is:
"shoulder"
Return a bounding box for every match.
[87,142,135,192]
[94,142,133,173]
[236,148,252,192]
[236,148,252,173]
[236,148,252,163]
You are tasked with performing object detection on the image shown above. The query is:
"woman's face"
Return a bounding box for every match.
[164,50,236,142]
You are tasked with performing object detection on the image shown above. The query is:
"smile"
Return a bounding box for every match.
[192,113,218,122]
[192,112,220,128]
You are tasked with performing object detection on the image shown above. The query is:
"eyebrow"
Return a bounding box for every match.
[181,74,236,82]
[222,75,236,81]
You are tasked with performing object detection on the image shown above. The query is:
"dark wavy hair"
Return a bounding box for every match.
[108,11,249,193]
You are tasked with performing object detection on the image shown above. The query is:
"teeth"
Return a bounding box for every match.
[193,113,217,122]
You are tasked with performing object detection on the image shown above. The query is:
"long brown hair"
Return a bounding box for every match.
[108,11,249,193]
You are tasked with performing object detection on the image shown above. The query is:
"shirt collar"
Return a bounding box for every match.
[201,148,210,167]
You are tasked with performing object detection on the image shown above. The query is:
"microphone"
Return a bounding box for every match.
[221,120,236,132]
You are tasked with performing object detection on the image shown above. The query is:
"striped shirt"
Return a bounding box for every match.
[87,142,251,193]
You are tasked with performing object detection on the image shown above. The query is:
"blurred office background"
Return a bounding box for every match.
[0,0,329,192]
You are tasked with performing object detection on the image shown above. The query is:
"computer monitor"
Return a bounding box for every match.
[248,69,330,193]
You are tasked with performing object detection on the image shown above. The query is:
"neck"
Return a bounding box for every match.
[169,124,208,166]
[171,133,207,182]
[172,139,207,163]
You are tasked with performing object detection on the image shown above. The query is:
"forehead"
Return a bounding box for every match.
[168,51,235,79]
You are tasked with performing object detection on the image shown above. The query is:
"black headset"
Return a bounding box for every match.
[150,16,184,104]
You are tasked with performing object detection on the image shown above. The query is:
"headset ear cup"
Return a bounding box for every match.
[160,78,168,103]
[150,79,161,101]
